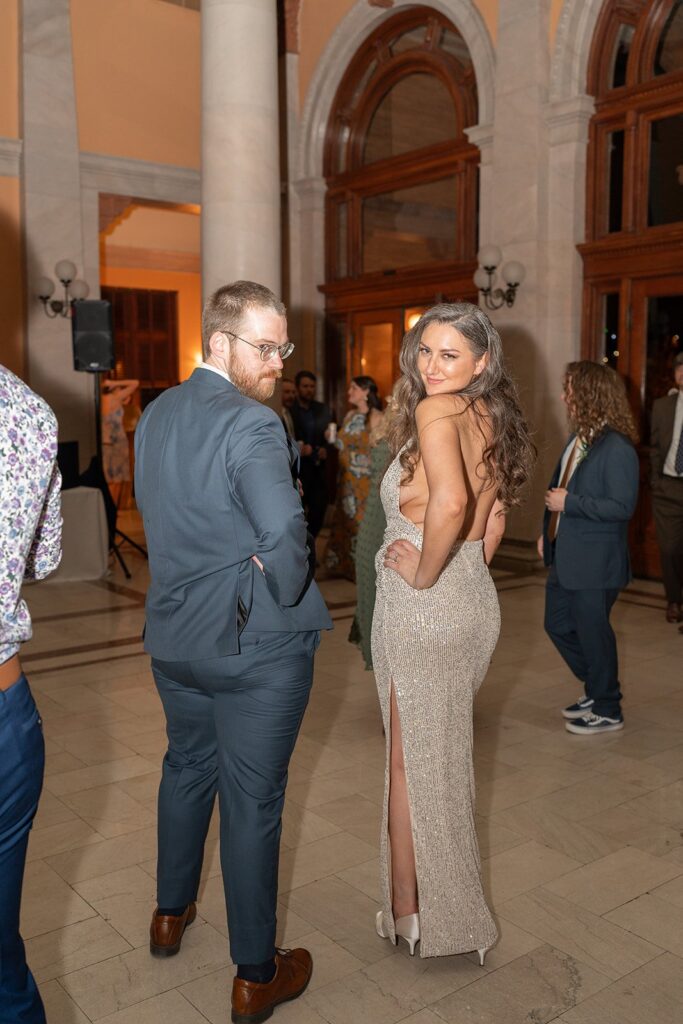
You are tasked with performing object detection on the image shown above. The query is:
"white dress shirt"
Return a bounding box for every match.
[200,361,233,384]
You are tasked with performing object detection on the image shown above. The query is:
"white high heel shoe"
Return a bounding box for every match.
[375,910,420,956]
[477,945,493,967]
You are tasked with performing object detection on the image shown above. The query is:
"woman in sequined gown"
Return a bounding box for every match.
[371,303,534,959]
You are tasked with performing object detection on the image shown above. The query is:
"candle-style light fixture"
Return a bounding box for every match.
[37,261,90,318]
[474,246,525,311]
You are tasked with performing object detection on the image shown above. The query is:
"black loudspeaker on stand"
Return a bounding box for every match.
[72,300,147,578]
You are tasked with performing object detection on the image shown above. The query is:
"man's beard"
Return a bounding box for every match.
[229,359,282,401]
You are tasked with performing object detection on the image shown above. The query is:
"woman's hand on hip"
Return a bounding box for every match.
[383,539,422,588]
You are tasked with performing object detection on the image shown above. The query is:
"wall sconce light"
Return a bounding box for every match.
[474,246,525,311]
[37,261,90,318]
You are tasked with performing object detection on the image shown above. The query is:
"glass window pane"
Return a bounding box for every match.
[335,202,348,279]
[648,115,683,226]
[336,122,350,174]
[645,294,683,413]
[610,23,634,88]
[362,177,457,273]
[655,0,683,76]
[351,58,378,108]
[390,26,426,55]
[601,293,620,369]
[440,28,473,69]
[363,74,457,164]
[607,129,625,233]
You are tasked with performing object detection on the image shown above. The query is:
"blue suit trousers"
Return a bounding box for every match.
[151,630,317,964]
[0,674,46,1024]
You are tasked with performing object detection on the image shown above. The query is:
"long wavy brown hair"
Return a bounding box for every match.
[386,303,535,510]
[564,361,639,445]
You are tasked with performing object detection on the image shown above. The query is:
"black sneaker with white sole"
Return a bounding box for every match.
[565,712,624,735]
[562,696,594,720]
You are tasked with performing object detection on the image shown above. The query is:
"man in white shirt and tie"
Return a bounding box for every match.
[650,352,683,629]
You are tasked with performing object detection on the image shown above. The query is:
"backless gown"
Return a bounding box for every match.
[371,450,500,957]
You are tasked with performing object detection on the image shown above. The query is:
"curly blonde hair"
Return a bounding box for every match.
[385,303,536,511]
[564,361,639,445]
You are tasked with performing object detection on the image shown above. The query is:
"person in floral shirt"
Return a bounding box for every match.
[0,364,62,1023]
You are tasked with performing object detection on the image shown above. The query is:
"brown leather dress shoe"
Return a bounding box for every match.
[231,947,312,1023]
[666,602,682,623]
[149,903,196,957]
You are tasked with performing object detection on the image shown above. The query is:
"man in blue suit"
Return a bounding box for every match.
[135,281,332,1023]
[538,361,639,735]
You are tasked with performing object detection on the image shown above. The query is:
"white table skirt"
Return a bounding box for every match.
[49,486,109,581]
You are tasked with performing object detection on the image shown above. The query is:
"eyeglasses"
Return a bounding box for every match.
[226,332,294,362]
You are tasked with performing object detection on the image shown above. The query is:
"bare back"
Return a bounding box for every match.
[399,394,498,541]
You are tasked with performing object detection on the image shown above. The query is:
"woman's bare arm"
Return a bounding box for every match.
[483,498,505,565]
[413,398,467,589]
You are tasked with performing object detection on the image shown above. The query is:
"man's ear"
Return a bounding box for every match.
[209,331,229,361]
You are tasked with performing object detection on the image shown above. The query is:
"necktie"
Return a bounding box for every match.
[675,421,683,475]
[548,440,578,543]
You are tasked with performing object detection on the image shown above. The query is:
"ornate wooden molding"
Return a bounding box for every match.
[369,0,395,7]
[283,0,301,53]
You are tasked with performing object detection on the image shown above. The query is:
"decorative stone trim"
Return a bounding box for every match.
[550,0,604,103]
[79,152,200,204]
[464,122,494,161]
[545,95,595,146]
[0,137,22,177]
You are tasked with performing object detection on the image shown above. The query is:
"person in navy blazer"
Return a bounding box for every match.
[537,361,639,735]
[135,281,332,1021]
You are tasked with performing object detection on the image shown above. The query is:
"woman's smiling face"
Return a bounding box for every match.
[417,322,486,395]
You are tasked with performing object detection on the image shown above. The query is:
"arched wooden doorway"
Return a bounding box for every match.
[580,0,683,577]
[322,6,480,417]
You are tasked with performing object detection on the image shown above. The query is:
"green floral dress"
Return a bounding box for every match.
[325,411,372,580]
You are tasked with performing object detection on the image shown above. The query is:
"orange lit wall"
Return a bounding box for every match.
[71,0,200,167]
[100,266,202,384]
[0,0,19,138]
[0,177,24,377]
[298,0,500,111]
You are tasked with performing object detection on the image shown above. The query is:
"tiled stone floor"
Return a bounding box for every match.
[20,513,683,1023]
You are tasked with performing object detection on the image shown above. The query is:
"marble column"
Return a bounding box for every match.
[201,0,281,299]
[20,0,95,467]
[486,0,559,545]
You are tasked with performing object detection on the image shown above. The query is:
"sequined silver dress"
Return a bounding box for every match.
[371,451,500,957]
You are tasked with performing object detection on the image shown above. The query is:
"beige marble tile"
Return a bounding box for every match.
[60,922,229,1019]
[605,893,683,956]
[484,839,582,906]
[25,915,132,982]
[279,831,377,893]
[315,793,381,845]
[474,815,527,859]
[281,799,342,848]
[44,755,157,798]
[37,978,90,1024]
[363,944,486,1012]
[651,871,683,909]
[557,951,683,1024]
[498,889,661,980]
[490,804,620,864]
[33,791,79,830]
[96,989,209,1024]
[305,967,422,1024]
[619,780,683,829]
[59,783,156,838]
[544,847,683,914]
[21,860,97,940]
[475,763,591,815]
[336,857,380,901]
[46,826,157,884]
[433,944,610,1024]
[55,727,138,766]
[580,802,683,858]
[44,750,87,775]
[292,929,365,992]
[26,817,103,863]
[73,865,157,948]
[515,776,647,824]
[282,876,389,965]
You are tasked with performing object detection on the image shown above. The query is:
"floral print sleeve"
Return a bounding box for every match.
[0,365,63,665]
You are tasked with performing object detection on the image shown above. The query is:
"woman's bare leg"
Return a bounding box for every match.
[389,682,418,918]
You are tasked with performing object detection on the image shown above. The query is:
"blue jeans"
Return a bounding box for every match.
[0,674,46,1024]
[151,629,318,964]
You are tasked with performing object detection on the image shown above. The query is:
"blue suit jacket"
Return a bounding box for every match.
[542,429,639,591]
[134,368,332,661]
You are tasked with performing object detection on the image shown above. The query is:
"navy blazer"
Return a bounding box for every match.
[542,429,639,591]
[134,368,332,661]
